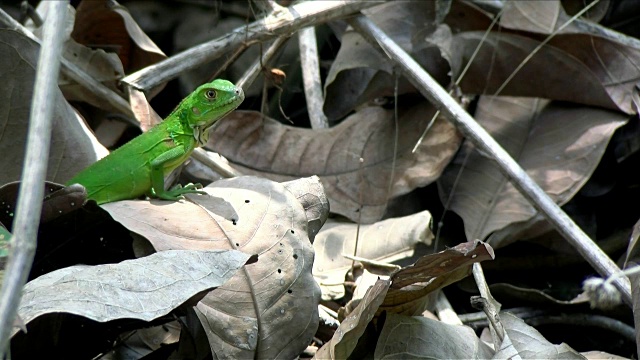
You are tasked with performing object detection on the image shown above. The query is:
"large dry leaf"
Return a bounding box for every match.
[59,39,126,112]
[0,29,106,185]
[375,313,494,359]
[314,279,390,360]
[28,2,127,112]
[210,104,461,223]
[438,97,627,245]
[12,249,249,337]
[313,211,433,300]
[72,0,166,73]
[323,1,454,120]
[450,5,640,115]
[101,176,323,359]
[500,1,609,34]
[498,312,584,359]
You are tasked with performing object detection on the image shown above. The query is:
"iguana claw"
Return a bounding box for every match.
[152,183,207,200]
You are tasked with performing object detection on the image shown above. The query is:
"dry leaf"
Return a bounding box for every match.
[313,211,433,300]
[450,3,640,115]
[376,240,494,317]
[72,0,166,73]
[0,29,106,185]
[438,97,627,245]
[59,39,126,110]
[323,1,454,120]
[497,312,584,359]
[375,313,494,359]
[210,103,461,223]
[314,279,390,360]
[101,176,324,359]
[12,249,250,337]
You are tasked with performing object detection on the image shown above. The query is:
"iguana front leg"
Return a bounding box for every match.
[149,146,206,201]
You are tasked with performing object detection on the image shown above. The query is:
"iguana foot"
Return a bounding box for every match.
[152,183,207,201]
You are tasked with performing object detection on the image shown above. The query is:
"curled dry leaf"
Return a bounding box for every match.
[375,240,494,317]
[438,97,627,245]
[313,211,433,300]
[72,0,166,73]
[101,176,325,359]
[59,39,125,112]
[314,279,390,360]
[210,103,461,223]
[323,1,453,121]
[11,249,250,337]
[0,30,106,185]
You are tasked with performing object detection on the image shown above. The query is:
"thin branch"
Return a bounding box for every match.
[0,2,67,354]
[122,0,384,92]
[298,26,328,128]
[237,36,290,90]
[348,14,633,306]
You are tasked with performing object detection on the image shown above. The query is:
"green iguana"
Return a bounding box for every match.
[66,79,244,204]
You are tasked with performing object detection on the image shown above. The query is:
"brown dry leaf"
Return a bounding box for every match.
[72,0,166,74]
[323,1,454,121]
[375,240,494,317]
[450,3,640,115]
[0,29,106,185]
[313,211,433,300]
[375,313,494,359]
[12,249,249,337]
[101,176,323,359]
[210,104,461,223]
[314,279,390,360]
[438,97,627,245]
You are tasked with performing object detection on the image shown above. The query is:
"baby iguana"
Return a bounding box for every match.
[66,79,244,204]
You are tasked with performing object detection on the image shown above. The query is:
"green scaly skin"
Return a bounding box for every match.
[66,79,244,204]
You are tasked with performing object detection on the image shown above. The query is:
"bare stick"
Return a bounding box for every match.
[0,8,133,117]
[348,15,633,306]
[237,36,290,90]
[298,26,328,128]
[122,0,383,92]
[0,2,67,354]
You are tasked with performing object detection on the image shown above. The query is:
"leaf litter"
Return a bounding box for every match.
[2,0,640,358]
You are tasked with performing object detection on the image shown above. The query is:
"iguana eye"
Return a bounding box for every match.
[205,90,217,99]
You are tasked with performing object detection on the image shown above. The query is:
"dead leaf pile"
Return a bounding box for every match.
[1,0,639,358]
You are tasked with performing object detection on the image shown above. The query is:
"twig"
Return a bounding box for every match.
[298,26,328,128]
[191,149,240,178]
[237,36,290,90]
[0,2,67,355]
[0,8,133,117]
[472,263,503,350]
[348,14,633,306]
[435,291,462,325]
[122,0,384,92]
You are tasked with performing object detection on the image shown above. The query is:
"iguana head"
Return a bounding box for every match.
[185,79,245,146]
